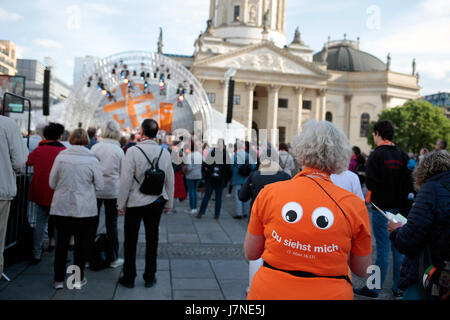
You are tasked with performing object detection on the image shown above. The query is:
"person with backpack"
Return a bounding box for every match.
[117,119,174,289]
[231,141,256,220]
[278,143,295,177]
[196,139,231,220]
[388,150,450,300]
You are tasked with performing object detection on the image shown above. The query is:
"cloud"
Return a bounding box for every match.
[361,0,450,92]
[82,3,121,17]
[0,8,23,21]
[32,38,63,49]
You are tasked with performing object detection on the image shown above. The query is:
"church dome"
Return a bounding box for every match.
[313,40,386,72]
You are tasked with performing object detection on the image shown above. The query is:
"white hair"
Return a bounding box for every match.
[34,122,46,136]
[101,120,121,141]
[293,120,351,174]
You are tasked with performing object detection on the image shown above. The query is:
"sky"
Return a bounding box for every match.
[0,0,449,96]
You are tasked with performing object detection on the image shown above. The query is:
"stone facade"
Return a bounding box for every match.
[169,0,420,153]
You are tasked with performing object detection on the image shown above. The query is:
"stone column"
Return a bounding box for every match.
[318,88,327,121]
[344,94,353,137]
[209,0,215,21]
[381,94,391,110]
[292,87,305,138]
[267,84,281,143]
[245,82,256,140]
[220,79,228,115]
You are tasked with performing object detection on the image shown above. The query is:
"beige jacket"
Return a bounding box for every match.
[0,116,29,200]
[118,140,174,210]
[49,146,104,218]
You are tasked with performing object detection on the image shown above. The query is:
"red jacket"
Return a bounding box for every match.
[27,140,66,207]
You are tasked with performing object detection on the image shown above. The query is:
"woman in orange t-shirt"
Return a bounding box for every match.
[245,120,372,300]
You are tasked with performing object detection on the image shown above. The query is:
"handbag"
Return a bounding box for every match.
[134,146,165,196]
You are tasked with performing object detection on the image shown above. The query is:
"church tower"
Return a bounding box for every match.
[208,0,287,47]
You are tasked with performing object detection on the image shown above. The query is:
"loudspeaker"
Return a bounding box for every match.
[226,78,235,124]
[42,68,50,116]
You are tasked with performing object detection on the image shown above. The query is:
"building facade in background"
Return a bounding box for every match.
[422,92,450,119]
[0,40,17,76]
[16,59,71,111]
[163,0,420,153]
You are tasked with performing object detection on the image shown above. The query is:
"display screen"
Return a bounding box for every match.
[0,75,26,114]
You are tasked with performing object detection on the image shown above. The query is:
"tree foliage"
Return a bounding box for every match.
[367,100,450,153]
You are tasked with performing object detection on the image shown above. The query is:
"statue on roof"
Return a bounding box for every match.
[412,58,416,75]
[262,10,269,33]
[386,53,391,71]
[204,19,215,36]
[322,44,328,64]
[157,27,163,54]
[291,27,304,45]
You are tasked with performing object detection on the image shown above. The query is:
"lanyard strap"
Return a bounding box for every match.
[303,175,350,224]
[263,261,352,285]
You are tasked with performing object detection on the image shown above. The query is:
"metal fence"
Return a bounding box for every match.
[4,173,31,262]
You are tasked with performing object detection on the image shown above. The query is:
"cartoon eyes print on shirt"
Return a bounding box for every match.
[311,207,335,230]
[281,202,303,224]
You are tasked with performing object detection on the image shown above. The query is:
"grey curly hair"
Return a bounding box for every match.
[293,120,351,174]
[413,150,450,190]
[101,120,121,141]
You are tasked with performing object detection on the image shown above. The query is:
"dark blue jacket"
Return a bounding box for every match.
[390,170,450,290]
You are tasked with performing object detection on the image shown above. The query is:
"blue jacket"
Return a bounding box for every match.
[390,170,450,290]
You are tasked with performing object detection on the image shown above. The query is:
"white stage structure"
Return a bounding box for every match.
[31,51,246,145]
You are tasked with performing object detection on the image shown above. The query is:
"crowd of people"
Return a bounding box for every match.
[0,112,448,300]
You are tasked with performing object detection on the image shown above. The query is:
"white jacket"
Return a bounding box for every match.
[118,140,174,210]
[0,116,29,200]
[331,170,365,201]
[49,146,104,218]
[279,150,296,177]
[91,139,125,199]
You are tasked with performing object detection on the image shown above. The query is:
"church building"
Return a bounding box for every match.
[163,0,420,152]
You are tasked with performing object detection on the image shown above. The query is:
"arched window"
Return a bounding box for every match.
[325,111,333,122]
[360,113,370,137]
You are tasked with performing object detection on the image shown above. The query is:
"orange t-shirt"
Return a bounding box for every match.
[247,167,372,300]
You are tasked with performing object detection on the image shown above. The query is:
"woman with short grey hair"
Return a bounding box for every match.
[244,120,372,300]
[91,120,125,268]
[292,120,352,175]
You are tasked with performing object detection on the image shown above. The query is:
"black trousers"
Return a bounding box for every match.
[53,216,97,282]
[122,200,165,283]
[96,198,119,261]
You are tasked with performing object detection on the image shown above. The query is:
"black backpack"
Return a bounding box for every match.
[238,153,252,177]
[90,234,113,271]
[134,146,165,196]
[210,164,224,182]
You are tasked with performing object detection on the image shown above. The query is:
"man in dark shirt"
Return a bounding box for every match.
[354,120,413,299]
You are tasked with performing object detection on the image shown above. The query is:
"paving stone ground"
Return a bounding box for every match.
[0,192,396,300]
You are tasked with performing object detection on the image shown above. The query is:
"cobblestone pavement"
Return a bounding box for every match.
[0,192,396,300]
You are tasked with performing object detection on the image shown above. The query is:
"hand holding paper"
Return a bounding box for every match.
[371,202,408,225]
